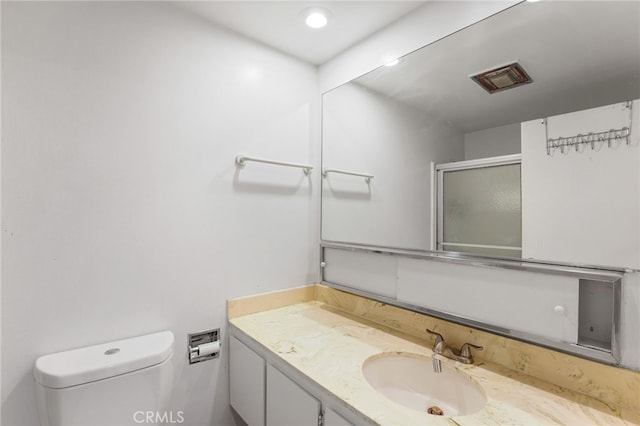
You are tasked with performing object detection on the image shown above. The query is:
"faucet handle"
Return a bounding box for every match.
[425,329,444,346]
[459,342,483,358]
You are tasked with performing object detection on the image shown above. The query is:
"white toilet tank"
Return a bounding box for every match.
[34,331,174,426]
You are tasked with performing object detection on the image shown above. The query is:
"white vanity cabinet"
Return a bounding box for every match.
[230,336,265,426]
[266,364,320,426]
[230,332,357,426]
[324,408,354,426]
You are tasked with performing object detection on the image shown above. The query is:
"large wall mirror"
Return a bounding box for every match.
[321,1,640,270]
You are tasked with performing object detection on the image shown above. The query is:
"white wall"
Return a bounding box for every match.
[322,83,464,250]
[318,1,518,93]
[521,101,639,269]
[464,123,521,160]
[621,272,640,369]
[1,2,318,425]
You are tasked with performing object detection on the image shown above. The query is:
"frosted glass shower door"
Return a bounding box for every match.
[436,155,522,258]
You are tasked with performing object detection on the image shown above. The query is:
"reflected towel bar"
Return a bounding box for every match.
[235,154,313,175]
[322,168,374,183]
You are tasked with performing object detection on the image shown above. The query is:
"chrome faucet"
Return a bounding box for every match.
[426,329,483,373]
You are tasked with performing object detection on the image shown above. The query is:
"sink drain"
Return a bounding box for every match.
[427,406,444,416]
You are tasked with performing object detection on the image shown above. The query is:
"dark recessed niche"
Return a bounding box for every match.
[578,279,618,352]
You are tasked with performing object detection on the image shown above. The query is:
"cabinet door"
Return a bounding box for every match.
[230,336,265,426]
[266,364,320,426]
[324,408,353,426]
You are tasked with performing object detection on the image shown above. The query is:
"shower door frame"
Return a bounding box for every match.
[434,153,522,256]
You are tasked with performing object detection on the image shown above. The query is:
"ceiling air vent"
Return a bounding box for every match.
[470,62,532,94]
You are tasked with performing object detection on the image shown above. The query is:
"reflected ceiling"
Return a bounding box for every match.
[355,1,640,133]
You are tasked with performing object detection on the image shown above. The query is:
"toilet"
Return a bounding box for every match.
[34,331,174,426]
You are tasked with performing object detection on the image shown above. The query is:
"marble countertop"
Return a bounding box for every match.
[230,300,638,425]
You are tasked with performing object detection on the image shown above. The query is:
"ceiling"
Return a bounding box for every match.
[171,1,426,65]
[353,1,640,133]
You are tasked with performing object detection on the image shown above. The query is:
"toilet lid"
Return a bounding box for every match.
[34,330,174,389]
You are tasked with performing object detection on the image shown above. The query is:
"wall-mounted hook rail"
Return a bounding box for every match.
[235,154,313,175]
[322,168,374,183]
[545,101,633,155]
[546,127,631,155]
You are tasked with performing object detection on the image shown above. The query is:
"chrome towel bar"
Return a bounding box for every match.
[322,168,374,183]
[235,154,313,175]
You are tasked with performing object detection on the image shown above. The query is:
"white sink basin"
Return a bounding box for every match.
[362,353,487,417]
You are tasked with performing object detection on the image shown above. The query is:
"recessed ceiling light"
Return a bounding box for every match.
[303,7,330,29]
[306,12,327,28]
